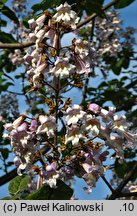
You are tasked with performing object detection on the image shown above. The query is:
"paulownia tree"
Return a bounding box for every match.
[0,0,137,200]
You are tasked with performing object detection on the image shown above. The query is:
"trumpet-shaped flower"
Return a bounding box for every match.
[74,39,90,58]
[35,14,46,27]
[49,57,75,78]
[84,114,100,136]
[74,55,90,74]
[66,104,86,125]
[37,115,56,137]
[53,2,80,29]
[65,124,86,145]
[43,162,60,188]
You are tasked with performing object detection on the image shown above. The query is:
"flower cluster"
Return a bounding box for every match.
[73,38,95,74]
[9,49,24,66]
[94,11,122,56]
[3,114,56,175]
[4,102,137,192]
[65,104,99,145]
[65,103,137,159]
[4,115,35,175]
[89,103,137,158]
[60,142,109,192]
[0,93,19,121]
[81,146,109,191]
[8,0,30,66]
[121,27,136,48]
[78,10,136,77]
[52,2,80,29]
[22,2,95,89]
[3,2,137,197]
[42,162,60,188]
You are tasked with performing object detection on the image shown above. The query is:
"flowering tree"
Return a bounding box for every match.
[0,0,137,200]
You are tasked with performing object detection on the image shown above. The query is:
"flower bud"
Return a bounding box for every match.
[36,14,46,27]
[17,122,28,132]
[46,162,57,172]
[12,114,27,128]
[28,18,37,29]
[29,119,38,132]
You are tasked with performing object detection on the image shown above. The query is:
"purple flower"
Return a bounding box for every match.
[23,53,33,64]
[74,55,90,74]
[46,162,57,172]
[29,120,38,132]
[88,103,101,114]
[17,122,28,132]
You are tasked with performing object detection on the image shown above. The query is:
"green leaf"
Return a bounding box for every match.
[23,17,29,29]
[0,31,17,43]
[3,73,14,82]
[116,58,124,68]
[0,0,8,8]
[1,196,12,200]
[122,58,130,69]
[114,0,135,9]
[124,149,136,159]
[115,159,137,180]
[31,0,60,13]
[8,175,29,196]
[26,180,73,200]
[111,65,121,75]
[1,194,19,200]
[0,83,10,93]
[85,0,105,17]
[111,55,131,75]
[26,185,52,200]
[6,161,14,166]
[50,180,73,199]
[0,121,4,136]
[1,6,19,24]
[98,81,107,88]
[111,58,124,75]
[0,148,9,159]
[0,19,7,27]
[31,2,44,12]
[11,194,20,200]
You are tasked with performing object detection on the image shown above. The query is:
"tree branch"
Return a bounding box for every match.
[0,41,34,49]
[7,90,24,95]
[0,168,17,187]
[108,162,137,200]
[114,192,137,199]
[0,0,120,49]
[101,175,114,193]
[77,0,120,29]
[80,75,90,107]
[0,146,49,187]
[80,18,95,107]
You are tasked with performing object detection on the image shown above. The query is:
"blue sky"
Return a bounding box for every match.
[0,0,137,199]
